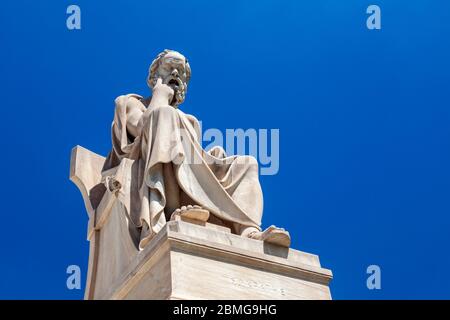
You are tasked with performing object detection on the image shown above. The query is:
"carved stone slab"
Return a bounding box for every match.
[105,220,332,300]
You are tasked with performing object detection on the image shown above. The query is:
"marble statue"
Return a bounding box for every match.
[102,49,291,249]
[69,50,334,300]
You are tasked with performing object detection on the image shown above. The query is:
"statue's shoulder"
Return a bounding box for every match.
[114,94,146,112]
[177,109,199,123]
[114,93,144,105]
[177,110,201,139]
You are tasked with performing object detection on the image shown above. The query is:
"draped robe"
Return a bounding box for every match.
[103,94,263,248]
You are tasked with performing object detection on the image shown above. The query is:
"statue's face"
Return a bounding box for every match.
[155,51,189,106]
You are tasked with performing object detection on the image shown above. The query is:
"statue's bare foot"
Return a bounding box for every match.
[248,225,291,247]
[170,205,210,222]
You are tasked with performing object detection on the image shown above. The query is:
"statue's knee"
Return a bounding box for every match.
[247,156,258,166]
[237,155,259,168]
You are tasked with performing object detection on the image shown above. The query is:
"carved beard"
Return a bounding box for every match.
[149,74,187,107]
[167,76,186,107]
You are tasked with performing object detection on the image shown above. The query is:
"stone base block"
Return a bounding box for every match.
[105,220,332,300]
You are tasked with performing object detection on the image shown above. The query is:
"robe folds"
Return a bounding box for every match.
[103,94,263,249]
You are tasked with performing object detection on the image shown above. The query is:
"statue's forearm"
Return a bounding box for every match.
[148,93,171,109]
[141,92,172,121]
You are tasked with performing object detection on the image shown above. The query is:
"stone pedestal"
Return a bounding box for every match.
[109,220,332,300]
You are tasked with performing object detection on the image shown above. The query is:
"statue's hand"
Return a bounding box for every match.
[151,77,174,107]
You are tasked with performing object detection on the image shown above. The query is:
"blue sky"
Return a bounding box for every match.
[0,1,449,299]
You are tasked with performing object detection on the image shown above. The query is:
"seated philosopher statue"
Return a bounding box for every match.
[103,49,290,249]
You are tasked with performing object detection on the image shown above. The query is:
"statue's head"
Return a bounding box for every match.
[147,49,191,107]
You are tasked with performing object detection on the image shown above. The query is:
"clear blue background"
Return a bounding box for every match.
[0,0,449,299]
